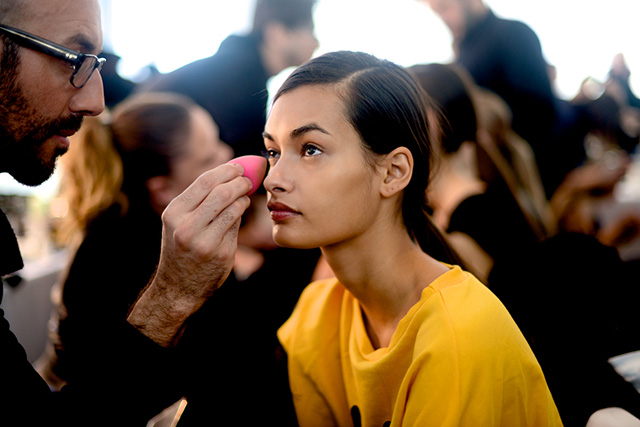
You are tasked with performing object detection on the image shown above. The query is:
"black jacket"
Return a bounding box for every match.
[139,34,270,158]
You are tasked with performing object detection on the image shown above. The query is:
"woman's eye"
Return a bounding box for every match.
[266,149,280,160]
[303,144,321,157]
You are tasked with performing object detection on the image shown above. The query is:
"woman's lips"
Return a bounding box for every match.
[268,201,300,221]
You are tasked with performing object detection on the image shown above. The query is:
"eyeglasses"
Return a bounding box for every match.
[0,24,105,88]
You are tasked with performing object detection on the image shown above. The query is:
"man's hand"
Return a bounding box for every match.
[127,163,253,346]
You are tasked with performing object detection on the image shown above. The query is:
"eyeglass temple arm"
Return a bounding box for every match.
[0,25,80,63]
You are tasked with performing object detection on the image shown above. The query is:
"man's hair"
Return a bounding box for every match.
[251,0,316,36]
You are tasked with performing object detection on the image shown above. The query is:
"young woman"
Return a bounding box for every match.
[264,51,563,426]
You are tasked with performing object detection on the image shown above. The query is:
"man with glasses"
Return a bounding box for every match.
[0,0,255,425]
[0,24,106,89]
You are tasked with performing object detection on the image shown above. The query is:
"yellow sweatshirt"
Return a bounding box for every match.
[278,265,563,427]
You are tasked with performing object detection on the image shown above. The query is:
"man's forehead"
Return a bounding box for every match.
[20,0,103,53]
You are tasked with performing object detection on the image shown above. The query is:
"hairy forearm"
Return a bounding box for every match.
[127,262,231,347]
[127,272,197,347]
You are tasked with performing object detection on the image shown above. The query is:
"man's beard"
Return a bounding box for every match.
[0,41,83,186]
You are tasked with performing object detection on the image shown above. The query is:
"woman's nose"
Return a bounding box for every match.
[263,159,292,194]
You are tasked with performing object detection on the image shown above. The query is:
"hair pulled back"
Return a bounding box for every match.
[273,51,462,264]
[56,92,197,246]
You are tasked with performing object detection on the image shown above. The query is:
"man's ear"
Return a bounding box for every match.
[146,175,173,213]
[380,147,413,198]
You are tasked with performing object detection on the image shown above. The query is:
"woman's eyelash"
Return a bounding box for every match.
[263,149,279,159]
[302,143,322,156]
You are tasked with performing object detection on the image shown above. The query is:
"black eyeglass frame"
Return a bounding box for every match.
[0,24,105,88]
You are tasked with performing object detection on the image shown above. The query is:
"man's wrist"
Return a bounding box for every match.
[127,278,193,347]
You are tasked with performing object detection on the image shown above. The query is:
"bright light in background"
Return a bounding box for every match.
[104,0,640,100]
[2,0,639,197]
[105,0,254,81]
[486,0,640,100]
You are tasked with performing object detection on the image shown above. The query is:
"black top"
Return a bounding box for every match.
[0,209,178,426]
[457,11,556,151]
[53,202,318,425]
[456,11,563,194]
[139,34,270,158]
[488,232,640,425]
[447,183,540,263]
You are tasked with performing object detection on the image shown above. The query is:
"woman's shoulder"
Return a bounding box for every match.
[419,266,519,336]
[418,266,532,356]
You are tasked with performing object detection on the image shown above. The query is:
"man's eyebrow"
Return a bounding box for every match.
[64,34,99,54]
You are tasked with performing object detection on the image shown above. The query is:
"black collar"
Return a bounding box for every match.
[0,208,24,277]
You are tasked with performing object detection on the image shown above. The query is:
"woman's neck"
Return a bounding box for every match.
[322,226,448,349]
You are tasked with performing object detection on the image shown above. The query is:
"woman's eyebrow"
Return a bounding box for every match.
[263,123,330,142]
[290,123,330,139]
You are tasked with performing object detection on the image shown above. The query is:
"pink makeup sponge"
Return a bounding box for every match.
[226,155,267,196]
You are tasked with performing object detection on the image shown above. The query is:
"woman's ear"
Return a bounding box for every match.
[380,147,413,198]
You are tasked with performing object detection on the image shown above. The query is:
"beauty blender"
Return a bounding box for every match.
[226,155,267,196]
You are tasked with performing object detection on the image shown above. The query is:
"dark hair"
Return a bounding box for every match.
[252,0,316,36]
[273,50,463,265]
[110,92,196,201]
[407,63,478,154]
[56,92,201,245]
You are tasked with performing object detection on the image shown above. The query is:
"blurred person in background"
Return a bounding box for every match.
[420,0,564,196]
[99,50,136,108]
[140,0,323,310]
[140,0,319,158]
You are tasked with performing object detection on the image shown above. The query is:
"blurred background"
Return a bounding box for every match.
[3,0,639,202]
[100,0,639,100]
[1,0,639,367]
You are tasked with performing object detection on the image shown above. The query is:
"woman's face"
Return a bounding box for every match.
[263,85,384,249]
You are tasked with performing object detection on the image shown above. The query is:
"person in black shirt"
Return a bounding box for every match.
[140,0,319,158]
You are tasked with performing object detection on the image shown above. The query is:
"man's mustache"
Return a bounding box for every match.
[47,114,84,139]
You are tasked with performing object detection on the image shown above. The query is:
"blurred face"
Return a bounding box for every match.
[263,85,383,249]
[422,0,468,40]
[0,0,105,186]
[166,106,234,199]
[283,22,319,68]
